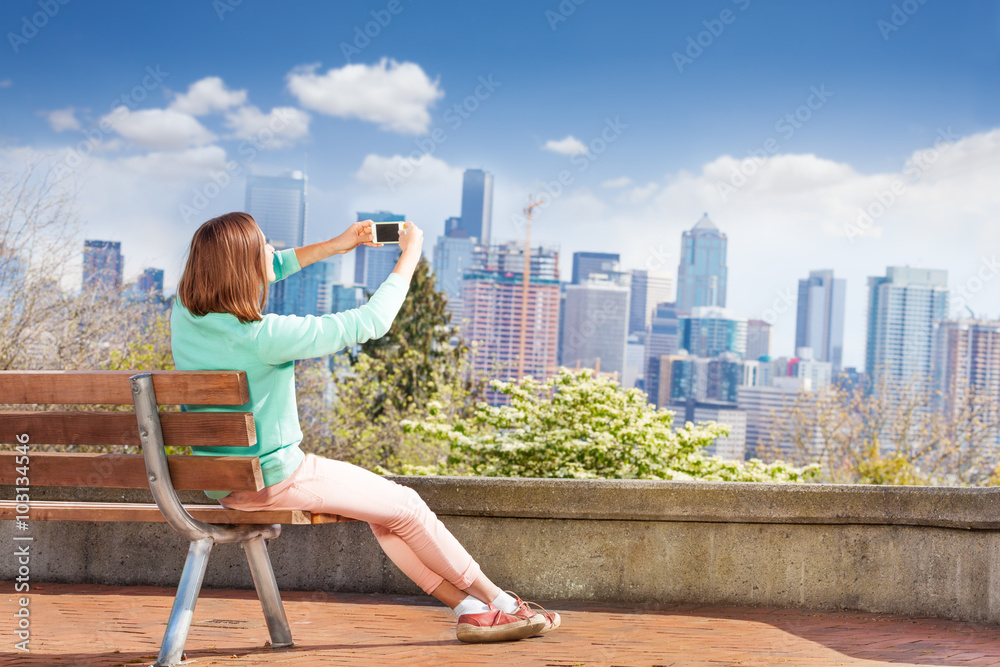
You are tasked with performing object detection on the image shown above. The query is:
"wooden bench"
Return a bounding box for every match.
[0,370,353,666]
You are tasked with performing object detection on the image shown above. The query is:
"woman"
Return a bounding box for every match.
[170,212,560,644]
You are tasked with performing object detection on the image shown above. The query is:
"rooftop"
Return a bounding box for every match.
[9,581,1000,666]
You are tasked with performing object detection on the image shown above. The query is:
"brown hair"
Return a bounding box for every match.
[177,212,269,323]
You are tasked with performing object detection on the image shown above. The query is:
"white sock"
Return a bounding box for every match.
[490,590,520,614]
[453,595,489,617]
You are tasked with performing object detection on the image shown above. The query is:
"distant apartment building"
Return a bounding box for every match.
[670,401,747,461]
[571,252,620,285]
[461,243,561,401]
[932,319,1000,447]
[629,269,673,334]
[459,169,493,244]
[623,333,646,390]
[137,268,164,296]
[329,283,367,314]
[738,378,822,460]
[676,213,727,311]
[745,319,772,361]
[865,266,949,393]
[560,275,630,378]
[432,224,476,326]
[796,269,847,371]
[643,302,680,396]
[83,240,123,292]
[679,306,747,359]
[246,172,309,314]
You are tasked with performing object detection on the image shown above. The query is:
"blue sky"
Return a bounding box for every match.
[3,0,1000,368]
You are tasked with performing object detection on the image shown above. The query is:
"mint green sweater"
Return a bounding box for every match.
[170,248,409,498]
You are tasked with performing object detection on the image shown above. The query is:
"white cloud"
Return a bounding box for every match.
[542,135,588,156]
[618,182,660,205]
[118,145,230,181]
[43,107,81,132]
[286,58,443,135]
[103,107,216,150]
[602,176,633,189]
[354,152,462,190]
[224,105,310,149]
[169,76,247,116]
[0,79,11,88]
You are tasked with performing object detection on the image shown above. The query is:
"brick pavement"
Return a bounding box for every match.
[5,582,1000,666]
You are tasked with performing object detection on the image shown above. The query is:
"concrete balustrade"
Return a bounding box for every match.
[4,476,1000,623]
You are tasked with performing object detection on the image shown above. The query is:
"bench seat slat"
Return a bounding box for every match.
[0,370,249,405]
[0,452,265,491]
[0,500,355,525]
[0,411,256,447]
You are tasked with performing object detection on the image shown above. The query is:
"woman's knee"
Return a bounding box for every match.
[389,485,432,527]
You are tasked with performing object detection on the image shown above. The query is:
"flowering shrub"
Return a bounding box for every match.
[401,368,820,483]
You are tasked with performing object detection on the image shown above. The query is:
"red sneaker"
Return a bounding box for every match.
[505,591,562,636]
[456,603,546,643]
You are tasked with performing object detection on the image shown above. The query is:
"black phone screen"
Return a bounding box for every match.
[374,222,400,243]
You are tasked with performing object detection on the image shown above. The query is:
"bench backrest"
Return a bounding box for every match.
[0,370,263,493]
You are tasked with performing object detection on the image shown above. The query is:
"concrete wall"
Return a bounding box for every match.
[4,477,1000,623]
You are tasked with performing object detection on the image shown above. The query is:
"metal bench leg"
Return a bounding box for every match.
[156,537,213,667]
[244,534,294,648]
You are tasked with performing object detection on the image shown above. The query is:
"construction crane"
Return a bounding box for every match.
[517,196,544,381]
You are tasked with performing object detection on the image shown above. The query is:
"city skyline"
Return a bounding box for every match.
[4,1,1000,370]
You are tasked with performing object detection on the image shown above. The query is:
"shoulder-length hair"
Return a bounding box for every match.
[177,212,268,323]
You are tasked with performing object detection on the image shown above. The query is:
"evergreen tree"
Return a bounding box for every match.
[348,256,481,419]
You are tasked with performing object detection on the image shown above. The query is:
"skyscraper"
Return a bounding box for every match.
[354,211,404,291]
[83,240,123,292]
[246,172,307,314]
[796,269,847,371]
[629,269,673,334]
[676,213,727,311]
[137,268,164,296]
[865,266,949,392]
[461,242,560,403]
[560,276,630,378]
[459,168,493,244]
[644,301,680,392]
[932,318,1000,427]
[571,252,620,285]
[432,223,476,326]
[245,173,306,250]
[745,320,772,361]
[679,306,747,359]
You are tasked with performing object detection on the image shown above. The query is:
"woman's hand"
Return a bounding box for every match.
[398,221,423,256]
[332,220,382,254]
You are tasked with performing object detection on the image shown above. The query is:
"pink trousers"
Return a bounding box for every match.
[219,453,482,595]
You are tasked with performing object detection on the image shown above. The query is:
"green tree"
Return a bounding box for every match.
[401,368,820,483]
[348,256,480,418]
[298,257,483,471]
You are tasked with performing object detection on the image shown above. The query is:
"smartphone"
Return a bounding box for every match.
[372,221,405,245]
